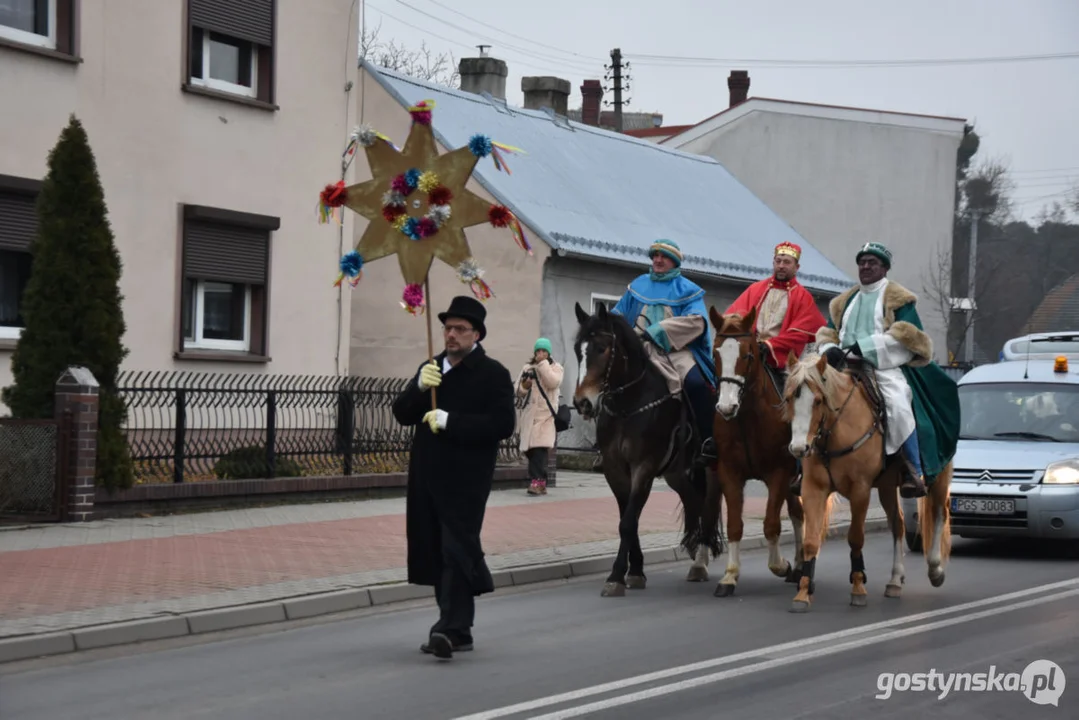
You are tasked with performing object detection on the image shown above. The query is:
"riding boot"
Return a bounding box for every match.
[684,367,717,469]
[898,431,927,499]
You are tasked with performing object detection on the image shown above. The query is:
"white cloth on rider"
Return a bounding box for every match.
[631,305,703,394]
[818,278,916,456]
[756,287,789,342]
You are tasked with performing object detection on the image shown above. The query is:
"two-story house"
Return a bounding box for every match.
[0,0,359,413]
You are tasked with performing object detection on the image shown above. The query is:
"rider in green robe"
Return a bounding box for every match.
[816,242,961,498]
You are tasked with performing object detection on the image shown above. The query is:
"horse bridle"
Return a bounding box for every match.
[805,373,881,486]
[592,329,678,419]
[714,331,785,412]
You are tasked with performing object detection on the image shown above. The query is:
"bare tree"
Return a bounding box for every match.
[922,239,1010,363]
[360,20,459,88]
[962,157,1017,225]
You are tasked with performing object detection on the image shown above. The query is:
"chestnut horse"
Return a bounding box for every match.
[707,306,805,597]
[572,302,724,597]
[783,352,953,613]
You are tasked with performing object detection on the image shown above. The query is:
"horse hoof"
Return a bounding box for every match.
[850,593,868,608]
[789,600,810,613]
[686,567,709,582]
[626,575,647,590]
[601,582,627,597]
[884,584,903,599]
[771,561,792,579]
[713,583,736,598]
[929,571,945,588]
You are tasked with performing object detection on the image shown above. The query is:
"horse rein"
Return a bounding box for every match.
[807,371,881,486]
[594,330,679,419]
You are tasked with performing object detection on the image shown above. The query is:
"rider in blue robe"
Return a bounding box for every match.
[611,239,717,464]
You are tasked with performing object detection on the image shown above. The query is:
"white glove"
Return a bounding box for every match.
[422,409,448,433]
[417,362,441,391]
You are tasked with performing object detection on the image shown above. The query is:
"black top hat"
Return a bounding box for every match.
[438,295,488,340]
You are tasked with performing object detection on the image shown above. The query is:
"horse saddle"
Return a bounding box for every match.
[845,362,888,431]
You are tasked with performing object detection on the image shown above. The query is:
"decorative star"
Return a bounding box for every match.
[339,110,495,287]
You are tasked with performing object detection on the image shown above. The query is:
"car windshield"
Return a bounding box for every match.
[1006,338,1079,357]
[959,382,1079,442]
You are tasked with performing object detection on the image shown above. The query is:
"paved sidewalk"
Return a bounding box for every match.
[0,472,883,641]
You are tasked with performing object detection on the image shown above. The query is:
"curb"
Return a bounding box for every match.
[0,516,890,666]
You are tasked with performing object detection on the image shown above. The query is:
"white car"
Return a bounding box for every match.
[903,352,1079,551]
[999,331,1079,362]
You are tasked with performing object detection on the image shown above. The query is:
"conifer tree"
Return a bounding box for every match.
[2,114,134,490]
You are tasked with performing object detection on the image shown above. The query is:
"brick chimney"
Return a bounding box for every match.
[580,79,602,126]
[728,70,750,107]
[458,46,508,100]
[522,76,571,116]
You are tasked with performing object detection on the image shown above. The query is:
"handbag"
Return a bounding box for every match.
[533,374,572,433]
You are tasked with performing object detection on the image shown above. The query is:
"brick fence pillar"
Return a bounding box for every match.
[54,366,99,522]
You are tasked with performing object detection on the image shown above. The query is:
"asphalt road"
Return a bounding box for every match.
[1,533,1076,720]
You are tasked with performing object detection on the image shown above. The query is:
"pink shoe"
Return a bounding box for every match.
[527,480,541,496]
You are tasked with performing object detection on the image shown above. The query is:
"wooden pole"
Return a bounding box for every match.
[424,275,437,410]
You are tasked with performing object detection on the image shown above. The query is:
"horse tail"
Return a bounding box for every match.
[820,492,836,543]
[919,463,953,564]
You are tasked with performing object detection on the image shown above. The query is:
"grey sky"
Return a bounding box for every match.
[361,0,1079,222]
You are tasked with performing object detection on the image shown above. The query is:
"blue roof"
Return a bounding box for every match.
[362,63,854,293]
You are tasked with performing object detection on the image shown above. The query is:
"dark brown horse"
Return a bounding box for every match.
[572,302,724,596]
[707,306,805,597]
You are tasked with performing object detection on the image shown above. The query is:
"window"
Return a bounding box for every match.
[180,204,278,358]
[591,293,621,314]
[0,0,76,55]
[0,175,41,341]
[959,382,1079,444]
[186,0,275,104]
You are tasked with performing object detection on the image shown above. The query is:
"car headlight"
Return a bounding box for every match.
[1044,459,1079,484]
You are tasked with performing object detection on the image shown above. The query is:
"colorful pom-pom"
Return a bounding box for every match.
[318,180,348,225]
[416,217,438,238]
[408,100,434,126]
[427,204,452,226]
[391,174,411,195]
[392,214,409,231]
[402,217,421,240]
[488,204,511,228]
[333,251,364,288]
[382,190,405,207]
[402,283,425,315]
[417,171,439,193]
[456,258,494,301]
[382,204,404,223]
[404,168,421,189]
[469,134,493,158]
[428,186,453,206]
[354,124,379,148]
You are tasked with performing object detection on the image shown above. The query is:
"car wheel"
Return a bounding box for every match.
[905,531,923,553]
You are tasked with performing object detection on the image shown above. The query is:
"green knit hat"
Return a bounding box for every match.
[856,241,892,269]
[534,338,553,354]
[649,238,683,267]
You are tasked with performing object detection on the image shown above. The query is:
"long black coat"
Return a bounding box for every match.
[392,343,517,594]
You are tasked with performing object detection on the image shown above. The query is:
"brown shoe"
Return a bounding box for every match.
[899,459,927,499]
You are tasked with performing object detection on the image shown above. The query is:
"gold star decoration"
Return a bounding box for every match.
[318,100,530,314]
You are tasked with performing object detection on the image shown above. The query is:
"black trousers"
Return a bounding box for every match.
[430,525,475,642]
[683,365,715,442]
[525,447,549,481]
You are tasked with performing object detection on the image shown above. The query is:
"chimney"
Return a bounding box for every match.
[458,45,508,100]
[580,79,602,126]
[727,70,750,108]
[521,76,570,116]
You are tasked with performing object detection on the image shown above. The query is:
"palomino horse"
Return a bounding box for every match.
[783,352,953,613]
[572,302,724,596]
[707,306,805,597]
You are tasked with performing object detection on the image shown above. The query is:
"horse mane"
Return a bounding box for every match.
[783,352,850,408]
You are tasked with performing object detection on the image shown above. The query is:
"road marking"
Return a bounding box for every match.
[527,587,1079,719]
[453,577,1079,720]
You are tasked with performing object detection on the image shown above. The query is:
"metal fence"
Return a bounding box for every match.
[117,371,526,484]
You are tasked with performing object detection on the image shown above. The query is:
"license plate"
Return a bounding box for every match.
[951,497,1015,515]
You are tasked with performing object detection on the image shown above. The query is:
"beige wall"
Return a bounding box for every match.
[0,0,359,413]
[673,110,963,361]
[348,69,551,379]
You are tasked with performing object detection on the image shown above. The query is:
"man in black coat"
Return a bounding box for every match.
[392,295,517,660]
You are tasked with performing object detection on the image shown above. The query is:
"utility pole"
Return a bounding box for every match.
[964,210,982,364]
[604,48,631,132]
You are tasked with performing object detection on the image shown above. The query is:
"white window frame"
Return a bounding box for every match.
[0,0,55,49]
[590,293,621,314]
[184,280,252,352]
[190,31,258,99]
[0,326,21,341]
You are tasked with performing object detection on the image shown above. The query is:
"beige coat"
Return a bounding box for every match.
[515,360,564,452]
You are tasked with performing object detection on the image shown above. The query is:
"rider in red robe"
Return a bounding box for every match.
[724,241,827,369]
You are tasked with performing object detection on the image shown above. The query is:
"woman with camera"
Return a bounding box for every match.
[515,338,564,495]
